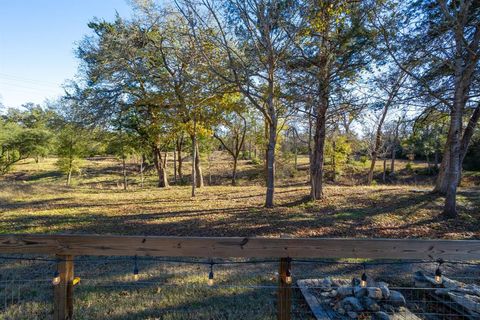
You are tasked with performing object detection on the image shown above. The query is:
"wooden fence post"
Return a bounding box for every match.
[277,257,292,320]
[54,255,74,320]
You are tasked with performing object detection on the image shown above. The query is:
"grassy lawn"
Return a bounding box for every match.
[0,156,478,239]
[0,156,479,319]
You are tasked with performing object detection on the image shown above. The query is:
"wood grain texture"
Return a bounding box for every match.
[0,234,479,260]
[53,254,74,320]
[278,258,292,320]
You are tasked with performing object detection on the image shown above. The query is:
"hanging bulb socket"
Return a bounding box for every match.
[208,263,214,286]
[360,272,367,288]
[285,268,292,285]
[52,270,61,286]
[133,256,139,281]
[435,267,442,284]
[435,259,443,284]
[52,259,61,286]
[360,263,367,288]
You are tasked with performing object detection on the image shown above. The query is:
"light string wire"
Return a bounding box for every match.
[0,255,479,267]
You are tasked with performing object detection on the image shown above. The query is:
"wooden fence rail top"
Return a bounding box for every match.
[0,234,479,260]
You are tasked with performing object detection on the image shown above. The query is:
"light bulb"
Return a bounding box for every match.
[208,270,214,286]
[360,273,367,288]
[133,256,139,281]
[133,265,139,281]
[435,267,442,284]
[52,271,61,286]
[285,269,292,285]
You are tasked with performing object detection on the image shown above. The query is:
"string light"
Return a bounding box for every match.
[285,268,292,285]
[133,256,139,281]
[208,262,214,286]
[360,263,367,288]
[52,270,61,286]
[283,258,293,285]
[435,260,443,284]
[52,260,61,286]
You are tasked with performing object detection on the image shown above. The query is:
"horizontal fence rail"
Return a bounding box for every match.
[1,234,480,320]
[1,234,480,260]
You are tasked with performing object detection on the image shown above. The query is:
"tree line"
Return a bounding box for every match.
[1,0,479,219]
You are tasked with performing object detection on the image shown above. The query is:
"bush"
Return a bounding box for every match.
[405,162,413,171]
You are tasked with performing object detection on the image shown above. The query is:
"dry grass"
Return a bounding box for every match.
[0,156,478,239]
[0,155,479,319]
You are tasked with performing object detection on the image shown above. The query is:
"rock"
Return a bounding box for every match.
[379,285,390,299]
[347,311,358,318]
[373,311,390,320]
[367,287,383,300]
[322,277,333,287]
[337,286,354,297]
[320,291,330,297]
[337,307,346,315]
[341,297,364,312]
[387,290,406,307]
[382,304,395,313]
[361,297,380,312]
[329,289,338,297]
[354,286,367,298]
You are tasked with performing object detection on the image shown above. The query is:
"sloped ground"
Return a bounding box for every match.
[0,156,479,319]
[0,157,479,239]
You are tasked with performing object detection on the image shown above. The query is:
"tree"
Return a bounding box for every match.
[367,70,406,184]
[214,110,247,185]
[0,107,53,174]
[290,0,377,200]
[179,0,296,207]
[56,124,89,186]
[376,0,480,218]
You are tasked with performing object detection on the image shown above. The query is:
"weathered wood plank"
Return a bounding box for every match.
[278,258,292,320]
[0,234,479,260]
[297,279,345,320]
[53,254,74,320]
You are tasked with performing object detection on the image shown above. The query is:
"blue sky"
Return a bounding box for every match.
[0,0,133,108]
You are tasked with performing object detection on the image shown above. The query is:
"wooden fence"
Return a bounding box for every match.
[0,234,480,320]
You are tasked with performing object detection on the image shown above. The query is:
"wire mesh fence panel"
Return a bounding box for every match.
[0,258,53,319]
[0,255,479,319]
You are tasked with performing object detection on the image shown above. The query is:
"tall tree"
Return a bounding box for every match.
[179,0,297,207]
[291,0,377,200]
[376,0,480,218]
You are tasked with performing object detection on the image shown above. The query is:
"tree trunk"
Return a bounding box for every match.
[310,93,328,201]
[308,105,313,184]
[140,154,145,188]
[382,157,387,183]
[191,134,196,197]
[443,106,462,219]
[433,133,451,194]
[173,147,177,183]
[265,120,277,207]
[195,141,204,188]
[232,157,238,186]
[457,103,480,185]
[153,146,169,188]
[331,140,336,182]
[368,105,389,185]
[122,156,127,190]
[176,136,184,181]
[390,147,396,174]
[293,130,298,171]
[66,168,72,186]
